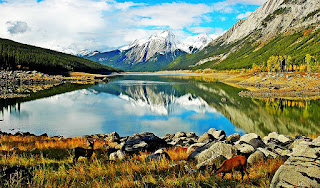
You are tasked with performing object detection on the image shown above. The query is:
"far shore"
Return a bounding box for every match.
[2,70,320,100]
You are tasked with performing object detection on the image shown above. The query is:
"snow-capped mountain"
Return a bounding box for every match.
[83,30,213,72]
[119,29,192,64]
[184,34,214,52]
[77,49,100,57]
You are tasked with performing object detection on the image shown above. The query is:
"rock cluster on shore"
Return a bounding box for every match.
[87,128,320,187]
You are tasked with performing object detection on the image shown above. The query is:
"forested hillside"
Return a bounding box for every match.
[0,38,122,74]
[166,0,320,71]
[167,28,320,71]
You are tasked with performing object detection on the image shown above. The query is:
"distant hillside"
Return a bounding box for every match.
[166,0,320,70]
[0,38,122,74]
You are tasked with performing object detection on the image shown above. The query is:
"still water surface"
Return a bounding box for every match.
[1,74,320,137]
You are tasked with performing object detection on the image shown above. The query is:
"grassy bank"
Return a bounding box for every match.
[193,71,320,100]
[0,135,285,187]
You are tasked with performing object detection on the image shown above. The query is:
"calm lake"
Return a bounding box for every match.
[1,74,320,137]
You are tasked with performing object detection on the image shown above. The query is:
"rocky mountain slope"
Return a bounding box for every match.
[83,30,213,72]
[167,0,320,70]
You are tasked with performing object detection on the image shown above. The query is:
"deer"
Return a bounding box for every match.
[73,140,95,163]
[214,155,249,180]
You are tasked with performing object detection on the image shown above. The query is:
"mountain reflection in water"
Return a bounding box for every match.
[0,75,319,137]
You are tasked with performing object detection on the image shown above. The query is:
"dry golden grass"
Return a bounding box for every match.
[0,135,286,187]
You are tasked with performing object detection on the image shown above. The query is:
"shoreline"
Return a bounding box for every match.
[0,128,319,187]
[2,70,320,100]
[198,72,320,100]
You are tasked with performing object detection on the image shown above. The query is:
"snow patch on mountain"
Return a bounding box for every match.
[184,33,213,51]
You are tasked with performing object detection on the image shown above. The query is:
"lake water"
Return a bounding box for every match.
[1,74,320,137]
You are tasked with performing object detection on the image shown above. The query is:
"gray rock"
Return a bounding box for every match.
[174,132,186,138]
[104,131,120,142]
[187,143,206,154]
[234,143,255,154]
[274,148,291,157]
[271,141,320,188]
[196,142,237,164]
[186,132,197,138]
[198,133,215,143]
[263,132,279,143]
[206,128,217,135]
[116,150,126,160]
[239,133,265,148]
[247,151,266,165]
[313,136,320,143]
[109,152,117,161]
[257,148,279,159]
[289,137,313,150]
[122,139,148,154]
[228,133,241,143]
[115,143,124,150]
[196,155,227,171]
[187,141,217,161]
[129,132,155,140]
[277,135,293,145]
[208,129,226,140]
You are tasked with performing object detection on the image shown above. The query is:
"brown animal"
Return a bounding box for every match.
[73,140,95,163]
[215,156,249,179]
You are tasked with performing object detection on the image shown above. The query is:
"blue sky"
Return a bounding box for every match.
[0,0,267,53]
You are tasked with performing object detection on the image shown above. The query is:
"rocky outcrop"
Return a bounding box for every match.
[163,131,198,147]
[121,132,168,154]
[271,141,320,187]
[214,0,320,46]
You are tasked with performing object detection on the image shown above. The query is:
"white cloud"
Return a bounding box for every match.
[236,11,252,19]
[209,28,226,40]
[6,21,29,34]
[211,0,266,13]
[119,3,211,30]
[0,0,213,53]
[189,27,214,34]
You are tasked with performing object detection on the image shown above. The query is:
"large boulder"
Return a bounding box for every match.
[174,132,186,138]
[196,155,227,171]
[187,143,206,154]
[228,133,241,143]
[234,143,255,155]
[129,132,155,140]
[198,133,215,143]
[121,139,148,154]
[186,132,198,138]
[263,132,293,146]
[207,128,226,140]
[109,150,126,161]
[187,141,217,161]
[195,142,237,164]
[313,136,320,143]
[122,134,168,154]
[257,148,279,159]
[247,151,266,165]
[104,131,120,142]
[271,141,320,188]
[238,133,265,148]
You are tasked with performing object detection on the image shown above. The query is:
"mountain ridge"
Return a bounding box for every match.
[167,0,320,70]
[83,30,213,72]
